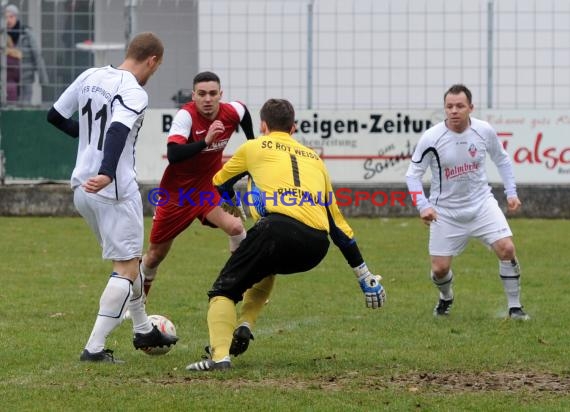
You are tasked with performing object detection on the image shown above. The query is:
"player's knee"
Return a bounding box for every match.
[494,239,516,260]
[226,218,245,236]
[431,266,451,278]
[432,269,450,279]
[431,255,452,278]
[113,258,140,280]
[208,290,242,304]
[255,275,275,293]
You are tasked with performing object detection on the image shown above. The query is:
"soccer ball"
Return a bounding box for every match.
[143,314,177,356]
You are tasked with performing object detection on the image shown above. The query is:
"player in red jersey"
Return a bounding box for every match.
[141,71,255,296]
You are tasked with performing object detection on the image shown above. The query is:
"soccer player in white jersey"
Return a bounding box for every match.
[47,32,178,363]
[406,84,529,320]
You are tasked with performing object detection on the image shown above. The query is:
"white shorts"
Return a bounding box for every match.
[74,188,143,260]
[429,197,512,256]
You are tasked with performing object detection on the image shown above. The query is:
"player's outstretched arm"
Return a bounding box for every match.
[353,262,386,309]
[166,141,207,164]
[328,223,386,309]
[323,188,386,309]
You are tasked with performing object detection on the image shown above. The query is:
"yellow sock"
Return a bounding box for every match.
[238,275,276,328]
[207,296,237,361]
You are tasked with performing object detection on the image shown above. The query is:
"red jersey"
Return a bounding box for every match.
[160,101,245,201]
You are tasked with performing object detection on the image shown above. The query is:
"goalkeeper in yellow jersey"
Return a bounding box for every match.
[186,98,386,372]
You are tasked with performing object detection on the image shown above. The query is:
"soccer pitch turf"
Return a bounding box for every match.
[1,216,569,411]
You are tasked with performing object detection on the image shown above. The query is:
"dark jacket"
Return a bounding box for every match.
[9,21,48,85]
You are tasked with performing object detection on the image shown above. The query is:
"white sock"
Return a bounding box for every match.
[128,272,153,334]
[499,259,522,308]
[229,230,246,253]
[85,274,132,353]
[431,270,454,301]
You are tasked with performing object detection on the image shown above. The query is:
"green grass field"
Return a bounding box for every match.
[1,216,569,411]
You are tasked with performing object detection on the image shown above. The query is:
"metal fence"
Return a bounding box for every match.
[201,0,570,110]
[1,0,569,110]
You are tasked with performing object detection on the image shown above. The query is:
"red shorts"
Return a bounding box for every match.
[149,189,221,244]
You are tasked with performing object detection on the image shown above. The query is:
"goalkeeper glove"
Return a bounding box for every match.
[353,263,386,309]
[221,195,246,223]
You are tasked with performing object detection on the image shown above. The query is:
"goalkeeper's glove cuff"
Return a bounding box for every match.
[353,262,371,279]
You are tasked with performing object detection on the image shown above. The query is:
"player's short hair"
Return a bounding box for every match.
[260,98,295,133]
[126,32,164,62]
[444,84,472,105]
[193,71,221,88]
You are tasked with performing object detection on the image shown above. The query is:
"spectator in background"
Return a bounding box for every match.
[5,35,22,102]
[5,4,49,105]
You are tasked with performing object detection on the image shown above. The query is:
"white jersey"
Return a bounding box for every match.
[54,66,148,200]
[406,117,517,221]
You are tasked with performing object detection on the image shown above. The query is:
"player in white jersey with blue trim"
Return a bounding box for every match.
[47,32,178,363]
[406,84,529,320]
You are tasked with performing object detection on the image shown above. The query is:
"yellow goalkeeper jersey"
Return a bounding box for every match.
[213,131,354,238]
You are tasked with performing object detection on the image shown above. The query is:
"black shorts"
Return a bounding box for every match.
[208,213,330,302]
